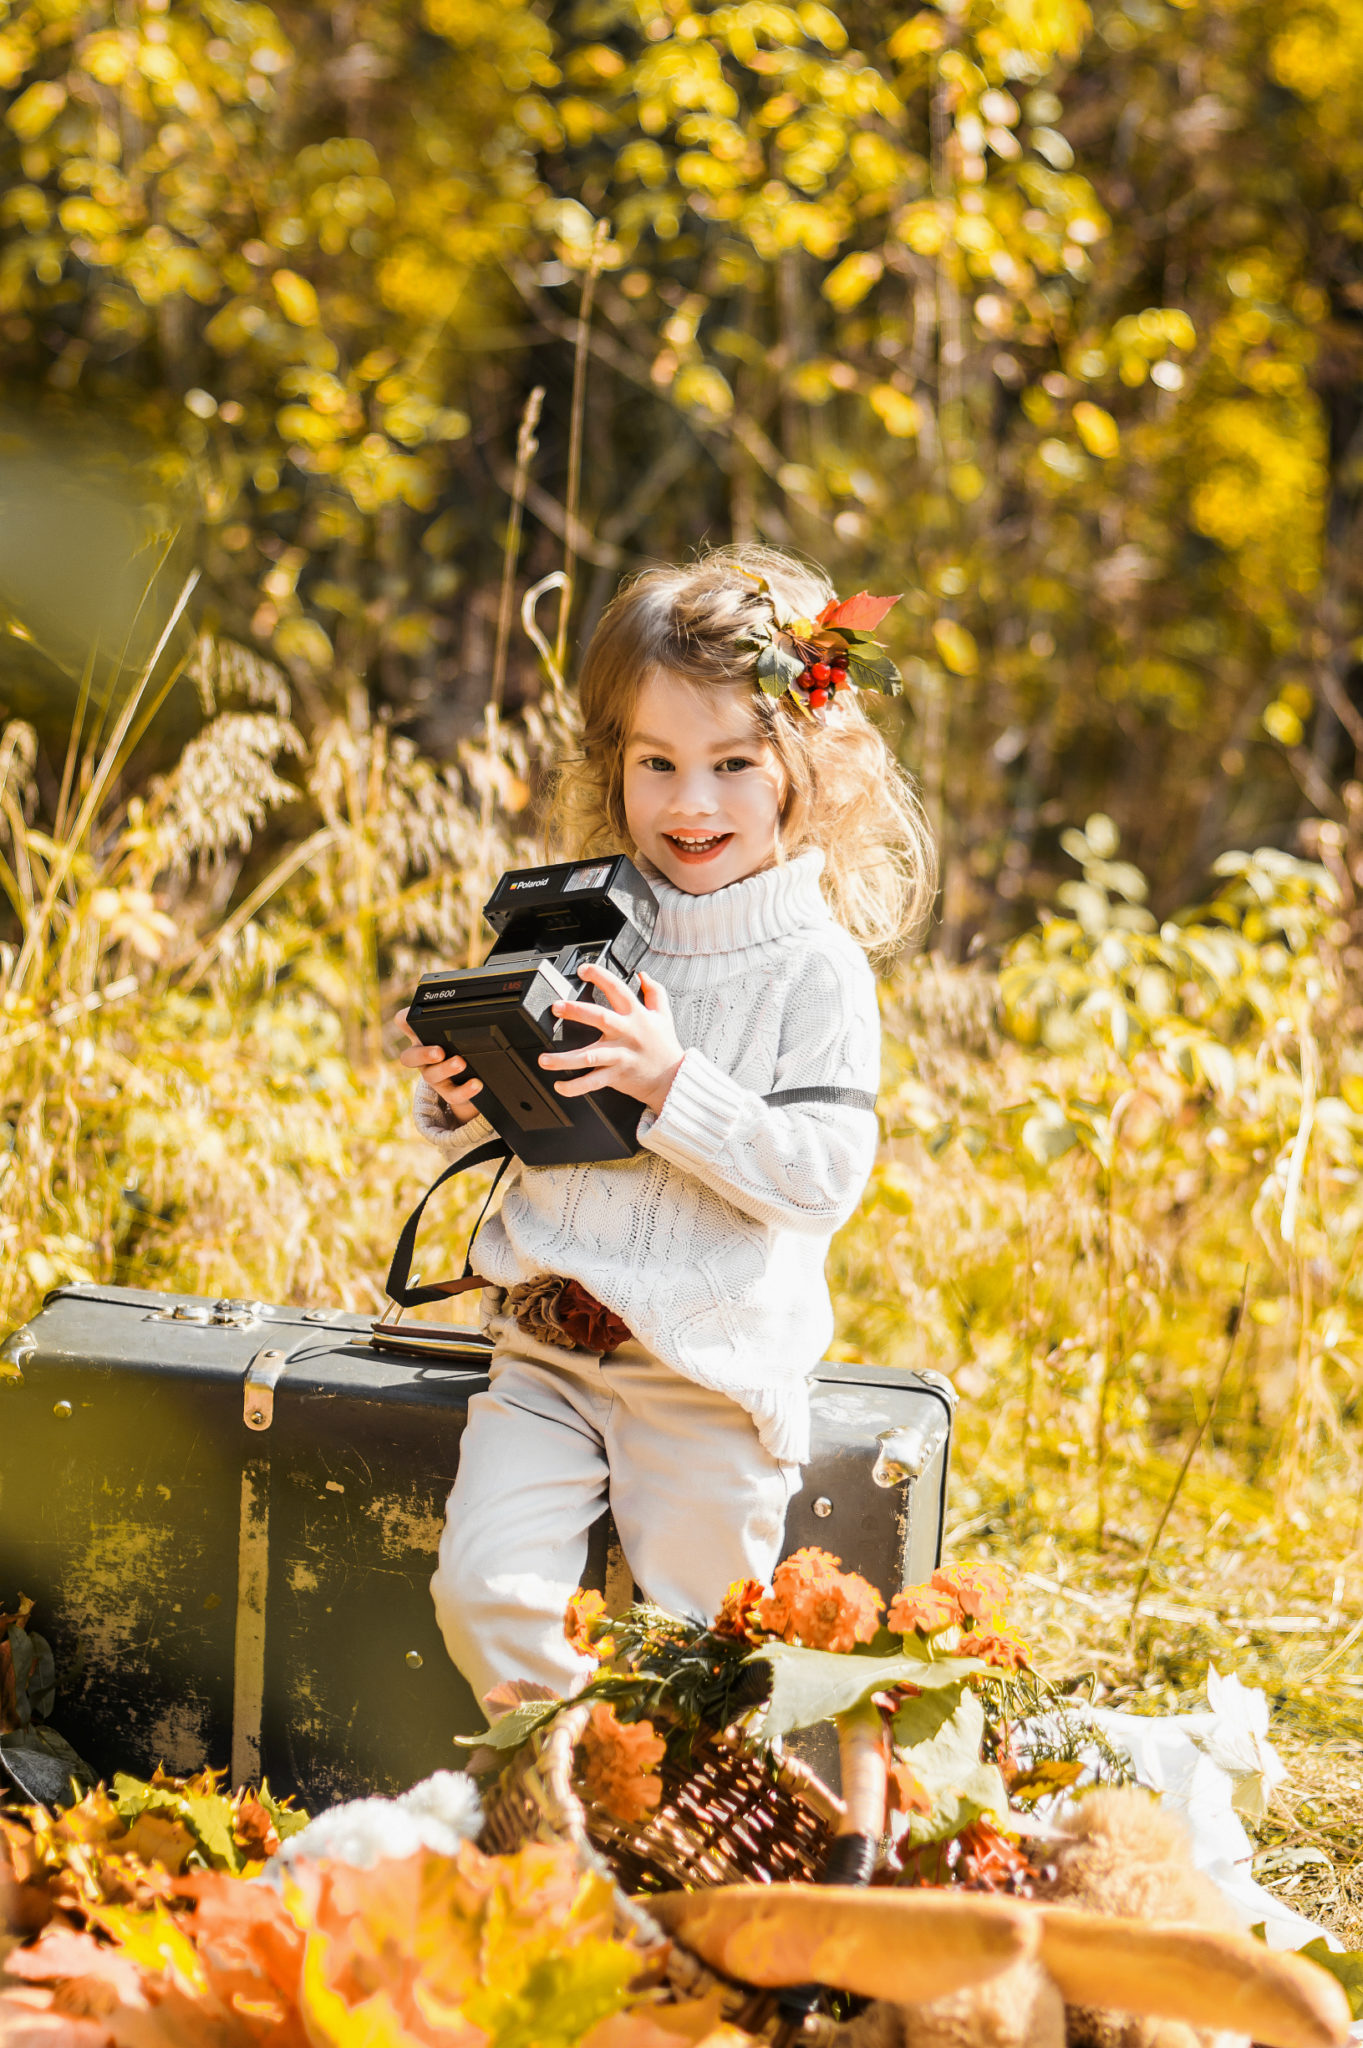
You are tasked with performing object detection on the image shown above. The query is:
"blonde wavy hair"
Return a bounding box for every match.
[550,546,937,957]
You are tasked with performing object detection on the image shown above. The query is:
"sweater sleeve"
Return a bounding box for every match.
[637,944,881,1234]
[412,1080,499,1162]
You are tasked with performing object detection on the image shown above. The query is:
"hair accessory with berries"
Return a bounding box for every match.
[735,574,903,715]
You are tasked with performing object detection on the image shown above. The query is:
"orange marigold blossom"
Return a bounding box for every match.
[887,1583,961,1635]
[579,1703,667,1826]
[957,1629,1031,1672]
[565,1587,612,1661]
[756,1547,883,1654]
[887,1758,933,1817]
[713,1577,766,1640]
[931,1561,1010,1627]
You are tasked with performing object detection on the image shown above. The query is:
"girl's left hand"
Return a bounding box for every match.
[538,964,684,1113]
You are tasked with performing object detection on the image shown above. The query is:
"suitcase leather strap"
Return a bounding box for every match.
[384,1086,877,1311]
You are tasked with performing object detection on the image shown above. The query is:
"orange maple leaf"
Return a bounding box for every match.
[887,1759,933,1817]
[230,1794,280,1863]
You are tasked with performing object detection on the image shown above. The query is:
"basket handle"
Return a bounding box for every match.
[534,1702,592,1848]
[824,1698,888,1885]
[537,1704,724,1995]
[775,1702,888,2030]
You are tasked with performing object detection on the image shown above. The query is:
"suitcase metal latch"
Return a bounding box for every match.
[146,1298,264,1329]
[243,1348,289,1430]
[873,1414,951,1487]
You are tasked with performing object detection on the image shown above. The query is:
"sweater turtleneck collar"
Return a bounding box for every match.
[641,849,831,957]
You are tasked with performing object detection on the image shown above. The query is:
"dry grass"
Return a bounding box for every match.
[827,946,1363,1955]
[943,1499,1363,1949]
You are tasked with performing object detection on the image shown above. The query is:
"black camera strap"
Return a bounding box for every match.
[383,1085,877,1311]
[385,1138,512,1308]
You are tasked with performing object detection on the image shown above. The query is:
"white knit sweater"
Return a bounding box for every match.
[411,851,880,1465]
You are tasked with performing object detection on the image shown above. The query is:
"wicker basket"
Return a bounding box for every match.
[478,1702,849,2043]
[480,1702,842,1890]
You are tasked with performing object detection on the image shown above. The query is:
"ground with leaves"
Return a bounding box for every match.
[0,1798,737,2048]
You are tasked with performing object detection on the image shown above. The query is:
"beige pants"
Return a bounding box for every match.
[430,1325,800,1708]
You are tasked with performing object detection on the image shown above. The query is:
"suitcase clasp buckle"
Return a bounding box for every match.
[873,1416,951,1487]
[243,1347,289,1430]
[0,1325,35,1381]
[145,1299,263,1329]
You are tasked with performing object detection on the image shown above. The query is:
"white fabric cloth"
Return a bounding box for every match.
[429,1326,801,1703]
[1023,1674,1334,1954]
[413,851,880,1465]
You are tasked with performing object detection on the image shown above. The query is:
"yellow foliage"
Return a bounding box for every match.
[6,80,66,140]
[895,200,948,254]
[673,362,735,419]
[932,618,981,674]
[1270,0,1363,112]
[1263,700,1305,748]
[1072,401,1119,458]
[869,384,921,437]
[1189,393,1327,601]
[273,268,320,326]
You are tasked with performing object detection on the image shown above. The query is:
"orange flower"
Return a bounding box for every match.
[887,1583,961,1636]
[887,1758,933,1817]
[578,1703,667,1826]
[757,1547,884,1654]
[957,1628,1030,1672]
[931,1561,1010,1628]
[565,1587,612,1661]
[713,1578,766,1641]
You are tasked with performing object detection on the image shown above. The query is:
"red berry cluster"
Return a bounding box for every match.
[798,648,851,709]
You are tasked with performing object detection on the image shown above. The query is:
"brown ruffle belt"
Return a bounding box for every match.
[504,1273,633,1355]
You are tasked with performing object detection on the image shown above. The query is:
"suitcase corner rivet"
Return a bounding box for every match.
[53,1399,72,1420]
[405,1651,423,1669]
[247,1409,265,1427]
[812,1496,832,1518]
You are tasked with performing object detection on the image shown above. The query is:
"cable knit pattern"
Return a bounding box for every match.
[410,850,880,1464]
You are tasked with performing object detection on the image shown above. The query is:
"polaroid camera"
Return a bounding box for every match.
[404,855,658,1166]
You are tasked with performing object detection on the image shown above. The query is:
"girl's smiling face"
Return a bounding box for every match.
[622,668,785,894]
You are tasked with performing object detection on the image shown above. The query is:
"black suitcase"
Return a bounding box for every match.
[0,1283,954,1809]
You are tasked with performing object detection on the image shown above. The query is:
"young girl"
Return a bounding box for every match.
[399,545,935,1709]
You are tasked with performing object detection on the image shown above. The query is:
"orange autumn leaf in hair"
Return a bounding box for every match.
[931,1561,1010,1627]
[713,1578,766,1641]
[957,1628,1031,1672]
[756,1547,883,1654]
[887,1758,933,1817]
[816,591,902,631]
[565,1588,611,1660]
[578,1704,667,1826]
[887,1583,961,1636]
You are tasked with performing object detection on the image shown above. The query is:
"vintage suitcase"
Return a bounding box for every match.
[0,1283,954,1810]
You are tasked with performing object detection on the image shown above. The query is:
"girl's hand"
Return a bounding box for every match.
[396,1009,484,1124]
[539,965,683,1114]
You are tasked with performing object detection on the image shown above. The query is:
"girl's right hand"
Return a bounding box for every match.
[397,1010,484,1124]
